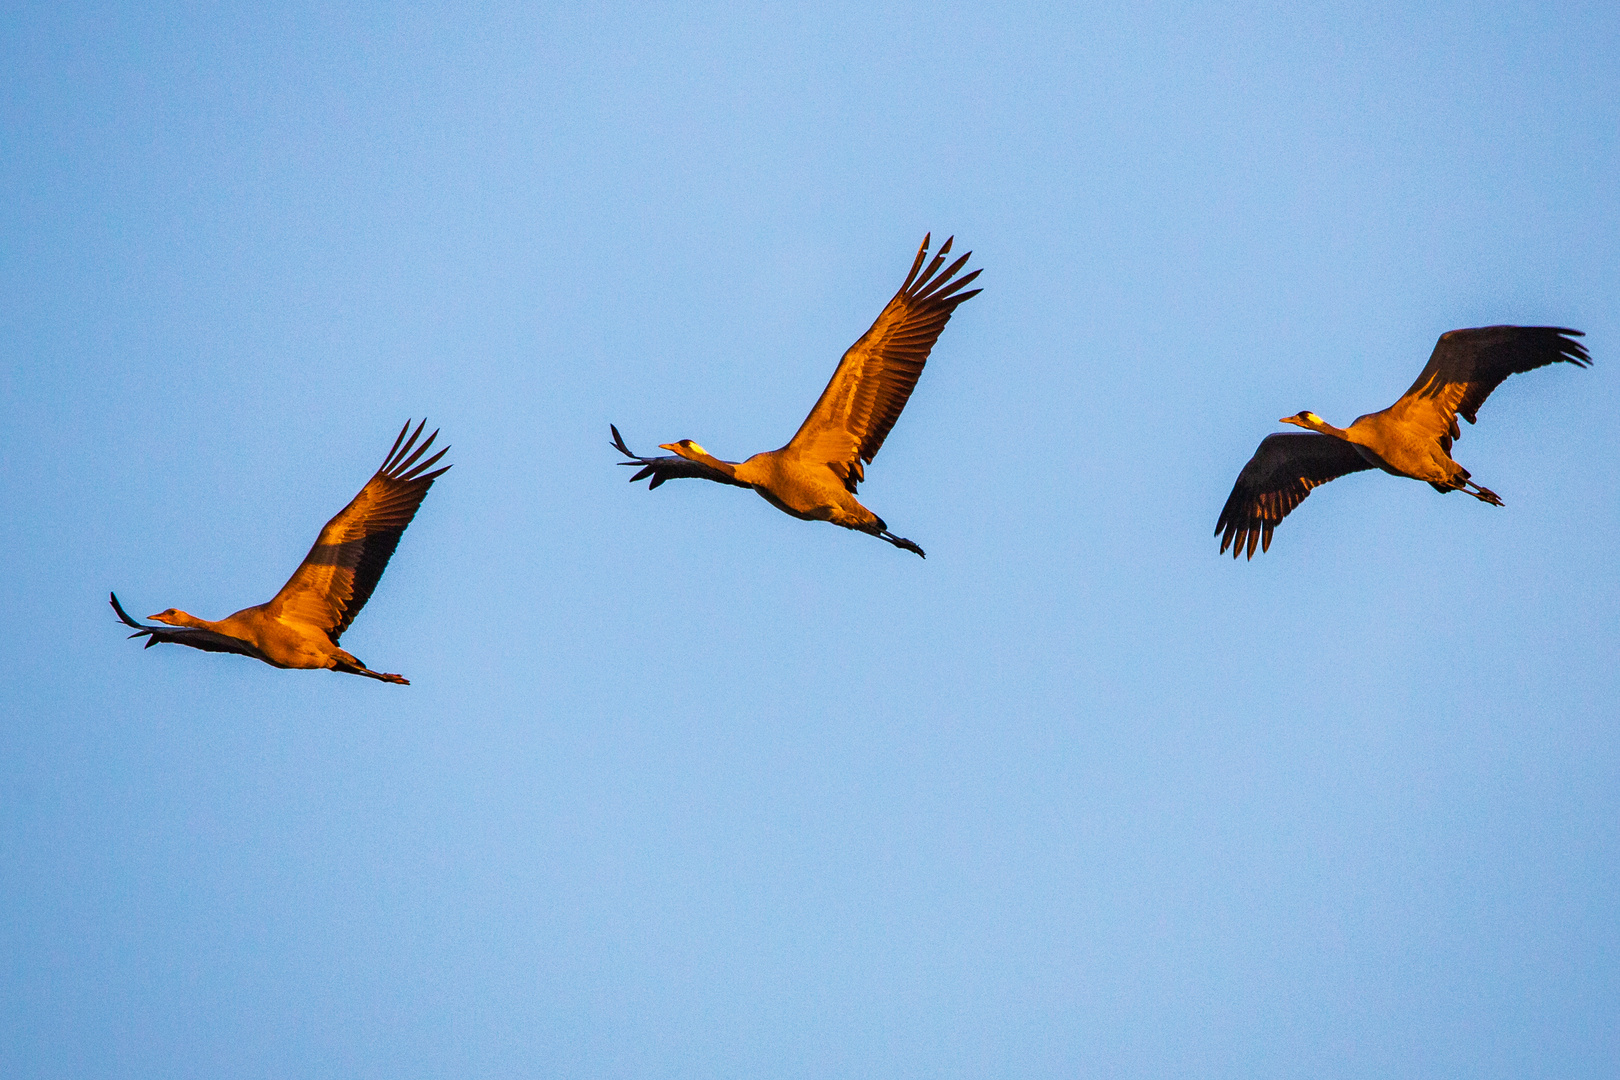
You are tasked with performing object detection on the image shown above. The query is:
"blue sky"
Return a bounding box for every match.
[3,2,1617,1076]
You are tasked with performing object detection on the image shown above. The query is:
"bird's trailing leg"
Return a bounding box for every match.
[351,665,410,685]
[333,655,410,685]
[367,669,411,685]
[879,530,926,558]
[1463,479,1504,506]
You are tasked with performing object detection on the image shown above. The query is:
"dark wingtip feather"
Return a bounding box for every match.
[382,420,412,467]
[403,444,451,480]
[109,591,148,630]
[392,424,439,474]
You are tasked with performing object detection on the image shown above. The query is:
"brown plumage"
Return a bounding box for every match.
[112,420,450,683]
[613,234,981,557]
[1217,326,1589,558]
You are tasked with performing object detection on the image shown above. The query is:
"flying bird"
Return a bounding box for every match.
[111,420,450,683]
[612,234,981,558]
[1215,326,1589,558]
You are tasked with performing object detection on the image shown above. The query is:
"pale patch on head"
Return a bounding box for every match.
[686,441,707,456]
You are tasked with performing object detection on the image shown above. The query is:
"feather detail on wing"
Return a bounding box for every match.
[786,234,981,491]
[1216,434,1374,559]
[1390,326,1589,443]
[267,420,450,641]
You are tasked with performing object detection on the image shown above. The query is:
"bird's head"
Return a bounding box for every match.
[1280,411,1326,431]
[659,439,709,462]
[148,608,192,626]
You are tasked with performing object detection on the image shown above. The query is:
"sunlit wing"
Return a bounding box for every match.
[1390,326,1589,444]
[1216,434,1374,559]
[786,234,981,490]
[267,420,450,641]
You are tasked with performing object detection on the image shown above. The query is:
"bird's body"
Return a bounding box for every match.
[613,234,982,558]
[1217,326,1589,558]
[112,420,450,683]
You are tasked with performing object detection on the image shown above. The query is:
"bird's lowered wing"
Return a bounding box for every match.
[1389,326,1589,444]
[610,425,751,488]
[267,420,450,642]
[1216,433,1375,559]
[108,592,260,657]
[785,234,981,490]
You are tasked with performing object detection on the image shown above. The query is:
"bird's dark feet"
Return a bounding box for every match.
[1466,481,1504,506]
[345,661,411,685]
[880,531,926,558]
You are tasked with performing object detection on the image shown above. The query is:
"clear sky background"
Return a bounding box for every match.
[3,2,1617,1077]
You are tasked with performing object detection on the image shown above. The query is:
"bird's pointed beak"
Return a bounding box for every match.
[658,443,679,453]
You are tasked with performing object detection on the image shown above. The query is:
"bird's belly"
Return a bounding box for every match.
[1351,444,1405,477]
[754,484,833,522]
[252,618,339,670]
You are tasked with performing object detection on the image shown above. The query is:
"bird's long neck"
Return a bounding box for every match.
[676,448,740,481]
[698,453,738,479]
[1300,416,1353,440]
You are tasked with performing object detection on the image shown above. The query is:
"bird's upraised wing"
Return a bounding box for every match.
[267,420,449,642]
[1216,433,1375,559]
[1389,326,1589,444]
[109,592,259,657]
[609,425,752,489]
[785,234,981,490]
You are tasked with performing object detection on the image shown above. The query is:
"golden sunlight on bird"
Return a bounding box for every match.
[111,420,451,683]
[612,234,982,558]
[1216,326,1590,558]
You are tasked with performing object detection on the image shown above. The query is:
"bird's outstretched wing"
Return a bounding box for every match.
[109,592,259,656]
[266,420,450,642]
[610,425,751,489]
[1389,326,1589,444]
[785,234,981,491]
[1216,434,1374,559]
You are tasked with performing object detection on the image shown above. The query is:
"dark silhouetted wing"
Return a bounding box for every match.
[109,592,259,657]
[267,420,449,641]
[610,424,751,489]
[1390,326,1589,443]
[786,234,981,491]
[1216,434,1374,559]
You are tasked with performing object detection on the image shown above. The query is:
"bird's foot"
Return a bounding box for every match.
[1466,482,1504,506]
[349,664,411,685]
[880,531,926,558]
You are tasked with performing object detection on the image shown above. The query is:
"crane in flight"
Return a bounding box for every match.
[613,234,981,558]
[1216,326,1589,558]
[112,420,450,683]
